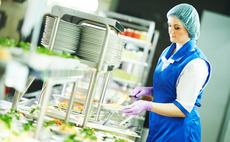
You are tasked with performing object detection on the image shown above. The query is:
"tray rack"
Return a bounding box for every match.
[35,5,125,139]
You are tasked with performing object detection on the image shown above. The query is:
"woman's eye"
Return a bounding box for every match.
[175,27,180,30]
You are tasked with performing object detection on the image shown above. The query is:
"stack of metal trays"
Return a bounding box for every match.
[41,16,124,66]
[41,16,82,54]
[76,24,124,66]
[41,16,55,47]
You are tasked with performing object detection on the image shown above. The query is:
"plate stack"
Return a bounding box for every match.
[41,16,55,47]
[41,16,82,54]
[76,24,124,66]
[41,16,124,66]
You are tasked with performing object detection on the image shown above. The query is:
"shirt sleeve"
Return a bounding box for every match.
[174,58,209,114]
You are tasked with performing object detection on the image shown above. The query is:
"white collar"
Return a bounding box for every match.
[161,56,175,64]
[161,56,175,71]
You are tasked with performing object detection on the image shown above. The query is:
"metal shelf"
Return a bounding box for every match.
[112,77,139,87]
[119,35,151,48]
[121,58,148,67]
[51,5,125,33]
[100,11,158,86]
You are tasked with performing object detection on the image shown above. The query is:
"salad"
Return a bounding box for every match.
[0,36,80,60]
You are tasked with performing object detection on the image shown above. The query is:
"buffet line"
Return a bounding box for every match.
[0,37,140,142]
[0,5,142,142]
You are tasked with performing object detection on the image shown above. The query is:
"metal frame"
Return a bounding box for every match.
[11,76,35,109]
[51,5,124,33]
[142,30,160,85]
[100,11,157,86]
[38,6,123,131]
[34,71,83,138]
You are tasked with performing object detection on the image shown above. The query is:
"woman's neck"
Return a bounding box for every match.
[173,38,191,54]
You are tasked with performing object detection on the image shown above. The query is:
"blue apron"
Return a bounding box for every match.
[147,39,211,142]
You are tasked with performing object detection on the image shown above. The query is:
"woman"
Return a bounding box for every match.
[121,3,211,142]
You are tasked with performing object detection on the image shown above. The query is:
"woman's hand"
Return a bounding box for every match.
[131,87,153,100]
[120,100,153,115]
[121,101,186,117]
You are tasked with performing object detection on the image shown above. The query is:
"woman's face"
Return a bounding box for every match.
[168,16,190,45]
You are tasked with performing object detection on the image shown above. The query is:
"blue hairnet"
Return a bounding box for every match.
[167,3,200,40]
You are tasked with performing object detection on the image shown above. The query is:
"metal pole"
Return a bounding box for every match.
[61,82,67,96]
[82,68,96,115]
[82,24,111,128]
[11,91,20,110]
[82,69,98,128]
[38,81,47,104]
[143,30,160,85]
[49,16,61,51]
[34,79,53,139]
[11,76,35,109]
[95,71,111,121]
[97,24,110,71]
[65,81,78,123]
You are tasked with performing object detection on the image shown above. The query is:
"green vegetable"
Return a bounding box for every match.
[7,109,21,120]
[9,109,20,114]
[36,46,58,56]
[30,106,40,114]
[61,51,79,59]
[30,108,36,114]
[64,134,82,142]
[64,128,97,142]
[23,121,33,131]
[0,114,13,129]
[0,37,16,47]
[80,128,97,140]
[115,139,126,142]
[62,121,75,127]
[43,120,55,127]
[16,41,31,51]
[0,36,80,60]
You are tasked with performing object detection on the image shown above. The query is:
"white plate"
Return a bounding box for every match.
[77,51,120,60]
[78,43,123,53]
[79,45,122,52]
[19,109,54,121]
[54,41,79,47]
[101,104,127,111]
[76,53,119,63]
[53,94,85,104]
[56,32,81,38]
[53,48,76,53]
[87,122,140,138]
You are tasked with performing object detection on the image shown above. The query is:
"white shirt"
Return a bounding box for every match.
[161,56,209,113]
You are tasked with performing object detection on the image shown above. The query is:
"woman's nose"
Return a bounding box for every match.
[169,27,174,34]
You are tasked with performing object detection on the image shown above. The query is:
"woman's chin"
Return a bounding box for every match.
[170,39,176,43]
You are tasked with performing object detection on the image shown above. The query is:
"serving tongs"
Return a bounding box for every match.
[102,95,130,125]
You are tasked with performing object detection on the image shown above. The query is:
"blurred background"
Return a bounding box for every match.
[0,0,229,142]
